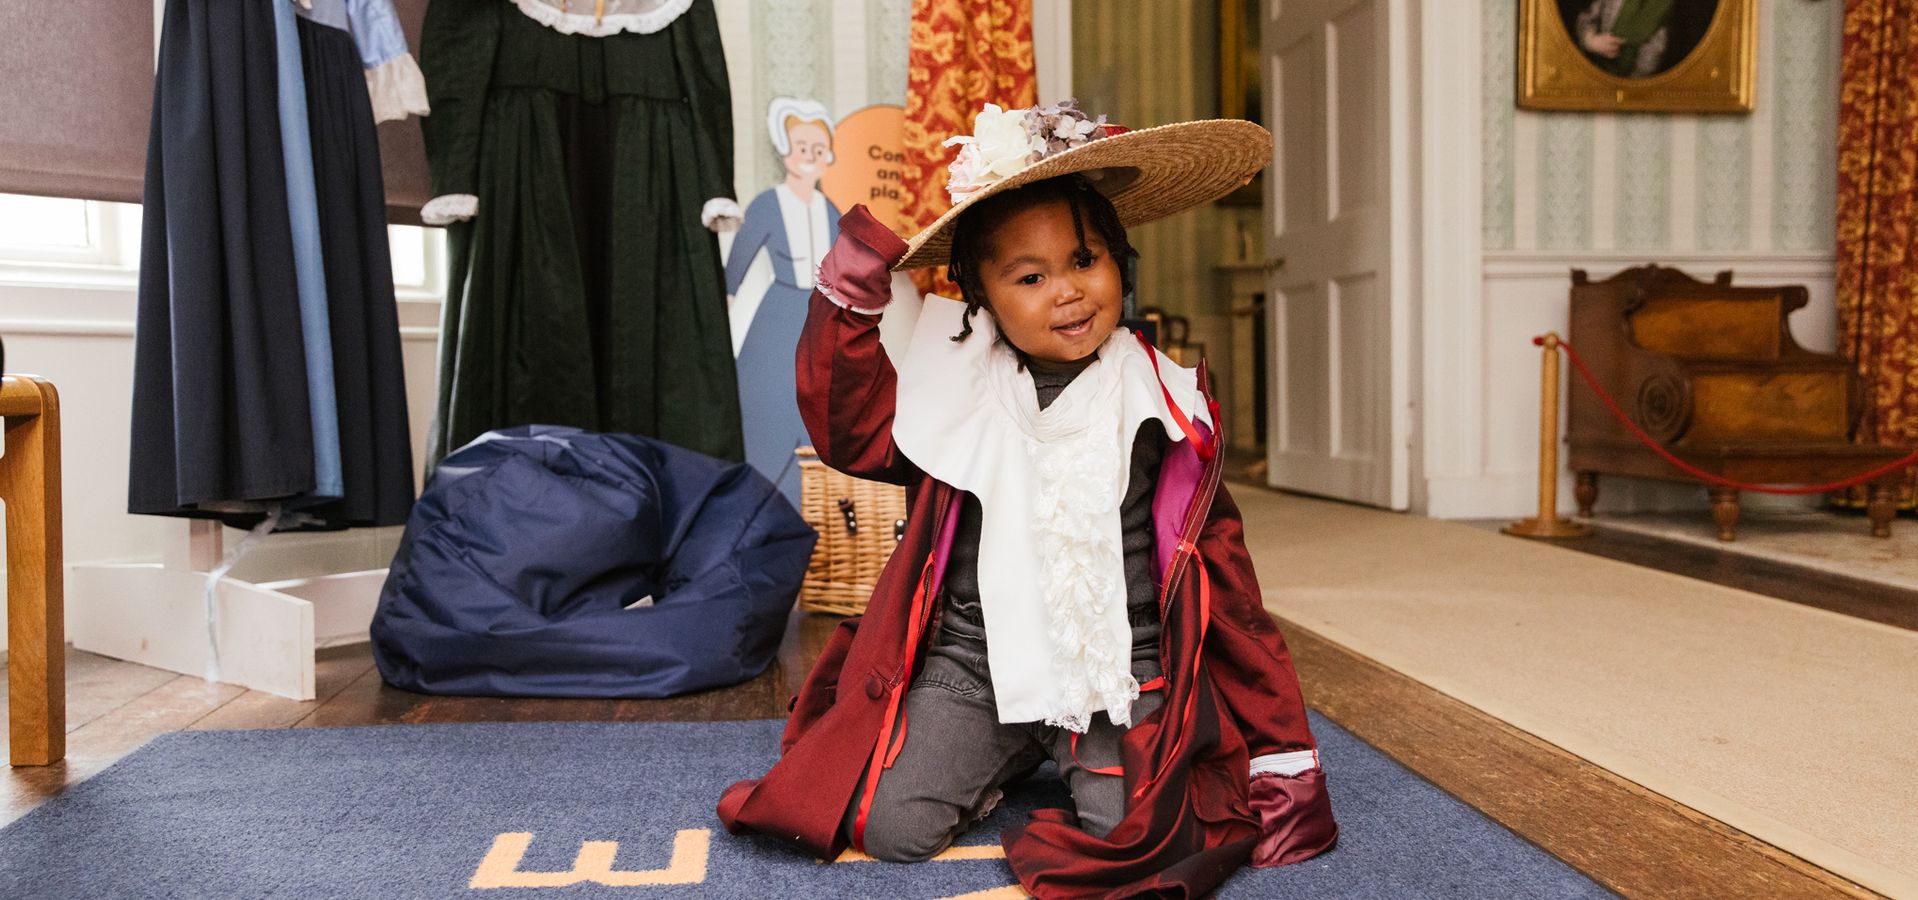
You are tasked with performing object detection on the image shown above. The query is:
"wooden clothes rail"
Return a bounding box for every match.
[1,375,63,766]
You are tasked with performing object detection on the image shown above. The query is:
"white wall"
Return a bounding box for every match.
[0,253,443,653]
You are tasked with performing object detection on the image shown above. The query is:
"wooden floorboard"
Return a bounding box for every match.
[186,645,378,732]
[3,671,243,827]
[293,662,422,729]
[51,649,179,733]
[1569,524,1918,632]
[0,647,175,737]
[1281,619,1878,899]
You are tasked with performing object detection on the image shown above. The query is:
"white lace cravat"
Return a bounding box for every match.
[892,297,1207,731]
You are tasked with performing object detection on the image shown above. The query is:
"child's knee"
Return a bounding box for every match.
[860,801,960,863]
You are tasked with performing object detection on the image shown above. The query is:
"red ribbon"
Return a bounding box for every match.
[1544,335,1918,495]
[1134,332,1214,461]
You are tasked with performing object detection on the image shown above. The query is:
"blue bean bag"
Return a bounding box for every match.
[370,425,816,697]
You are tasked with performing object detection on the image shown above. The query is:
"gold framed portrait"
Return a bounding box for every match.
[1218,0,1260,125]
[1217,0,1263,205]
[1519,0,1756,113]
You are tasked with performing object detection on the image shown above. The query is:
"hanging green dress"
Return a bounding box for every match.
[419,0,743,467]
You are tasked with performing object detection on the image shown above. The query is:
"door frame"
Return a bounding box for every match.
[1409,0,1487,516]
[1258,0,1486,514]
[1260,0,1418,511]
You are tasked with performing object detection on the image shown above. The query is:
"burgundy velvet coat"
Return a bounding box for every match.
[717,208,1338,898]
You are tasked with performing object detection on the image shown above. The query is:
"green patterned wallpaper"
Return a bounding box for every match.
[1481,0,1842,254]
[722,0,913,194]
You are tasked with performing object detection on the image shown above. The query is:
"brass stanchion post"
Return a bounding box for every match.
[1505,333,1591,539]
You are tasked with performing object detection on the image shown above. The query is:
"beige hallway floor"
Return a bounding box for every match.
[1236,489,1918,898]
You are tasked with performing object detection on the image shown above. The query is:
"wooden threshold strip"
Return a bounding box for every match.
[1281,618,1880,900]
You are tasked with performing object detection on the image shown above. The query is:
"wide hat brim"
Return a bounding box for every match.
[895,118,1273,270]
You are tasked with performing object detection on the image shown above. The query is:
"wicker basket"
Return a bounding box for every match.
[795,447,909,615]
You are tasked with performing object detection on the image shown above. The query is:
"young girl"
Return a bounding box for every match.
[718,102,1338,897]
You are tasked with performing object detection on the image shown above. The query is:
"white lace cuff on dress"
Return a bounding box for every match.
[702,197,744,233]
[420,194,479,225]
[364,53,431,123]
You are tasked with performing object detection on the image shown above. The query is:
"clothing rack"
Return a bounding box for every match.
[68,521,388,700]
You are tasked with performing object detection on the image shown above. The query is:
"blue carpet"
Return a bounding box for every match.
[0,712,1611,898]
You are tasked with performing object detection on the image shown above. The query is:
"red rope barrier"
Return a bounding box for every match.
[1538,335,1918,495]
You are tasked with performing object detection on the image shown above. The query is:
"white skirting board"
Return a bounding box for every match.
[66,521,389,701]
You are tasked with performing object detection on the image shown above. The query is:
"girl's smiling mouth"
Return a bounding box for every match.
[1053,314,1095,337]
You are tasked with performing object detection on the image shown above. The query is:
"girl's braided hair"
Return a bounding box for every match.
[943,174,1138,342]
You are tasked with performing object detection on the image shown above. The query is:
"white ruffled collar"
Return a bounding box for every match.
[988,345,1105,442]
[511,0,696,36]
[894,298,1207,731]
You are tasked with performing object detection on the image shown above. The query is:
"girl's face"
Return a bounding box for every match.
[978,199,1124,366]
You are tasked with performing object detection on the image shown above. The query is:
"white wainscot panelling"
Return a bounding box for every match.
[0,279,441,657]
[1423,252,1837,520]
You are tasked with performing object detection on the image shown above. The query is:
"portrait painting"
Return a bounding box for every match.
[1520,0,1754,112]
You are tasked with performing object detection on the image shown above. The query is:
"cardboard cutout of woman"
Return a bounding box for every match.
[726,98,842,506]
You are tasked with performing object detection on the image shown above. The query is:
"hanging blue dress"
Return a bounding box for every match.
[290,0,426,528]
[270,0,344,504]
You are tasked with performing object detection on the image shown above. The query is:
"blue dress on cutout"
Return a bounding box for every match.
[727,187,841,507]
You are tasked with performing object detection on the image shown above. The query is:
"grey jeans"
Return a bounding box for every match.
[845,643,1166,862]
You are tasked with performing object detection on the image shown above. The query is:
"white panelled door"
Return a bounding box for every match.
[1263,0,1410,509]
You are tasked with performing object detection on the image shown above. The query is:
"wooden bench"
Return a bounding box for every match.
[1566,266,1907,541]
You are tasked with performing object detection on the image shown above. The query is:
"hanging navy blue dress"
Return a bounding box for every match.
[129,0,316,523]
[129,0,425,529]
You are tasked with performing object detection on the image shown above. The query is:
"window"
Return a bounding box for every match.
[0,193,138,269]
[0,193,444,299]
[389,224,446,301]
[0,195,90,249]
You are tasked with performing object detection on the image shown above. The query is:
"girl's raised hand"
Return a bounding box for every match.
[817,205,909,313]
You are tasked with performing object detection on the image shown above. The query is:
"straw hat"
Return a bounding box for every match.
[895,110,1272,270]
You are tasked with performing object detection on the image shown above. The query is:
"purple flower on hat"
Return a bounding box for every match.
[1029,99,1108,156]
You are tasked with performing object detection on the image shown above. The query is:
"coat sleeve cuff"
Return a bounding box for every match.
[817,272,885,316]
[1248,766,1339,868]
[703,197,744,232]
[364,54,431,123]
[814,205,906,312]
[1250,749,1320,777]
[421,194,478,225]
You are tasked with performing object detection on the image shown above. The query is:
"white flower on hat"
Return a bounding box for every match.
[943,103,1042,202]
[943,100,1110,203]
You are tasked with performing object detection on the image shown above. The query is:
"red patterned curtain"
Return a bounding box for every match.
[899,0,1038,297]
[1836,0,1918,505]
